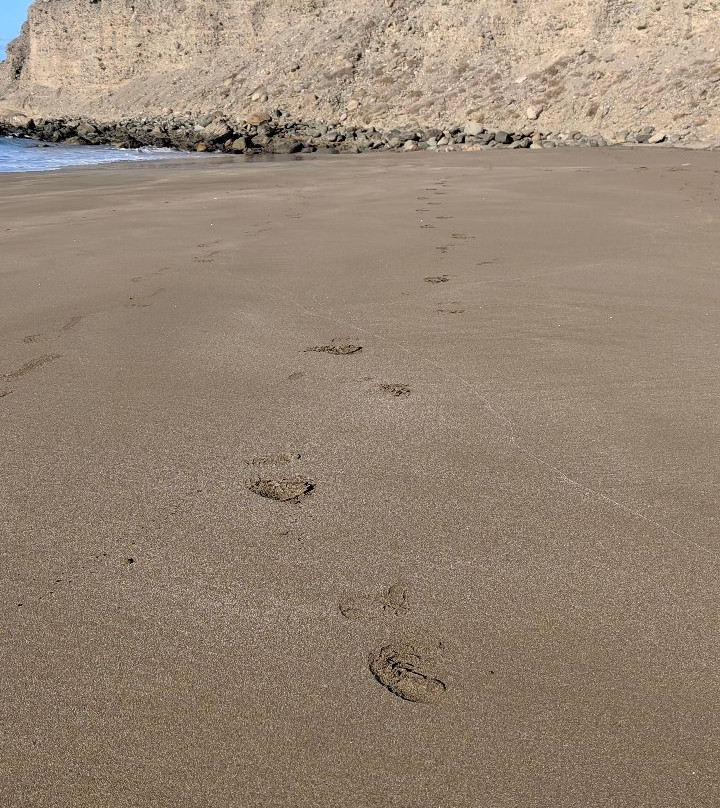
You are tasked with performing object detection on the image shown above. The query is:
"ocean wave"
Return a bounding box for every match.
[0,136,198,173]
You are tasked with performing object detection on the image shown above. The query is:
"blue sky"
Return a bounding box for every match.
[1,0,32,58]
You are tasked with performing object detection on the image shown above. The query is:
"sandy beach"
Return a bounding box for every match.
[1,149,719,807]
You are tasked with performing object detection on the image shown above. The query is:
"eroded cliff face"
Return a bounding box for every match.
[1,0,719,136]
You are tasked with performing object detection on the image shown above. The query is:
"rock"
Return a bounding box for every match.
[526,105,543,121]
[274,139,303,154]
[403,139,419,151]
[463,120,484,137]
[494,130,512,144]
[201,120,231,142]
[195,142,208,152]
[231,136,251,152]
[245,110,271,126]
[648,132,666,144]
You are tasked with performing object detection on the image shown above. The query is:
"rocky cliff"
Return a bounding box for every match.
[1,0,719,139]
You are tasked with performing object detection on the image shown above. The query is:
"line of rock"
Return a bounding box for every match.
[0,111,691,154]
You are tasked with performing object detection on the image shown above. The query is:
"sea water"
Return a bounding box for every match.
[0,136,191,173]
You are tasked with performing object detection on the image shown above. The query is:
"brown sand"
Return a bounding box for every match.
[1,150,719,807]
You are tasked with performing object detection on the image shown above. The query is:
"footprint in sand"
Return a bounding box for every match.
[368,642,447,704]
[288,371,305,380]
[246,477,315,503]
[246,452,301,466]
[435,245,453,255]
[22,334,46,344]
[339,583,409,620]
[128,288,165,308]
[420,224,435,229]
[436,215,454,220]
[61,315,85,333]
[0,387,13,398]
[375,383,411,398]
[424,274,449,284]
[304,342,362,355]
[451,233,474,240]
[436,304,465,315]
[4,353,62,381]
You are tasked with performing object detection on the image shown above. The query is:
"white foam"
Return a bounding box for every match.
[0,136,196,173]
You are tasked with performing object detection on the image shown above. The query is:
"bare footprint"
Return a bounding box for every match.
[304,343,362,355]
[246,452,301,466]
[4,353,62,381]
[246,477,314,503]
[339,583,409,620]
[368,643,447,704]
[424,275,449,284]
[376,383,411,398]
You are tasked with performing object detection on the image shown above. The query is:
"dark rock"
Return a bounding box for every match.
[494,130,512,144]
[231,136,251,152]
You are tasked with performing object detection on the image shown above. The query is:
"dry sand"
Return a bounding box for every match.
[1,149,719,808]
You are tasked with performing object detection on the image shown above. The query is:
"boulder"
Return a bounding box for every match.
[463,120,484,137]
[245,110,271,126]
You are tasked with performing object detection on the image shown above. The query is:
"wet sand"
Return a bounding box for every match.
[1,149,719,807]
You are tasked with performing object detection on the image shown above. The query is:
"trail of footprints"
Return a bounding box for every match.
[248,191,469,703]
[4,264,172,399]
[244,177,485,702]
[9,181,466,702]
